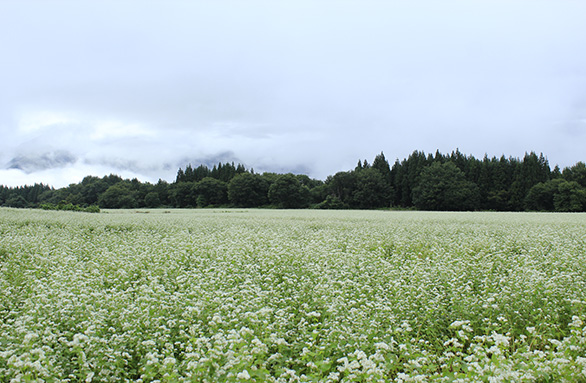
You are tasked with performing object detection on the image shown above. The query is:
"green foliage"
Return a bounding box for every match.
[227,173,269,207]
[554,180,586,212]
[525,178,586,212]
[352,168,393,209]
[315,195,346,209]
[1,183,53,208]
[268,173,311,208]
[2,150,585,211]
[391,150,433,207]
[172,182,196,208]
[143,192,161,208]
[193,177,228,207]
[325,171,357,207]
[563,161,586,187]
[176,162,248,183]
[79,175,111,205]
[525,180,558,211]
[509,152,551,210]
[371,151,392,186]
[84,205,101,213]
[5,195,28,208]
[412,162,480,211]
[98,183,138,209]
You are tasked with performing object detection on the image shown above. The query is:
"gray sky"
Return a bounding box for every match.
[1,0,585,188]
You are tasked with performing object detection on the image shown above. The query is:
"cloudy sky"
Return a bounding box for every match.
[1,1,585,188]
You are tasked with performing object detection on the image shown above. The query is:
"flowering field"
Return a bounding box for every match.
[1,208,586,382]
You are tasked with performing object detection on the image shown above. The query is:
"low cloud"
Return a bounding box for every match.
[7,150,77,173]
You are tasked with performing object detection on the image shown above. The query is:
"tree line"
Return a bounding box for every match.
[1,150,585,211]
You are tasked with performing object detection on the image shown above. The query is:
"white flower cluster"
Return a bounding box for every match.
[1,208,585,381]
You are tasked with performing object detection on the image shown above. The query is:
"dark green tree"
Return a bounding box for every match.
[172,182,197,208]
[554,180,586,212]
[392,150,433,207]
[260,172,280,189]
[309,183,328,205]
[325,171,357,207]
[524,181,556,211]
[193,177,228,207]
[523,177,581,211]
[372,152,392,185]
[315,195,346,209]
[412,162,480,211]
[562,162,586,187]
[98,183,138,209]
[551,165,562,178]
[154,179,171,206]
[5,195,28,208]
[227,173,269,207]
[352,168,393,209]
[144,192,161,208]
[268,173,311,208]
[509,152,551,210]
[79,176,110,206]
[484,155,516,210]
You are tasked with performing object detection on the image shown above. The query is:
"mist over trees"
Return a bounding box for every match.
[2,150,586,212]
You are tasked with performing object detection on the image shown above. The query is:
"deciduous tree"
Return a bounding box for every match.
[412,162,479,211]
[268,173,310,208]
[227,173,269,207]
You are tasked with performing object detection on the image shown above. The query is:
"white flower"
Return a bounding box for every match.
[491,332,509,347]
[237,369,251,380]
[163,356,176,365]
[570,316,583,328]
[24,333,39,344]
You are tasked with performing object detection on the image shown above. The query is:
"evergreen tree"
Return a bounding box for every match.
[372,152,392,187]
[184,165,195,182]
[509,152,551,210]
[398,150,432,207]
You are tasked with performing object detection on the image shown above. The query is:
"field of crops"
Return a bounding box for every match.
[1,208,586,382]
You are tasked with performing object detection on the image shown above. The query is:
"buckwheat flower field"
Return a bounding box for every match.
[1,208,586,382]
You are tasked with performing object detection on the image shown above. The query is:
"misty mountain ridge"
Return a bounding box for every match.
[7,151,77,173]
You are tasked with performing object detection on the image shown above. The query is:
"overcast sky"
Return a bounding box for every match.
[1,1,585,188]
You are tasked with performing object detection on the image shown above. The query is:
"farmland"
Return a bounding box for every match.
[1,208,586,382]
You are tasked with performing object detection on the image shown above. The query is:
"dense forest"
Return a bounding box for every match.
[1,150,586,212]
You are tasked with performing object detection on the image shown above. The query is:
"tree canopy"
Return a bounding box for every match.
[412,162,479,211]
[2,152,585,212]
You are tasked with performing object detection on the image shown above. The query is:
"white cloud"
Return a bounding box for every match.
[17,110,77,134]
[90,121,156,141]
[0,163,149,188]
[1,0,586,188]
